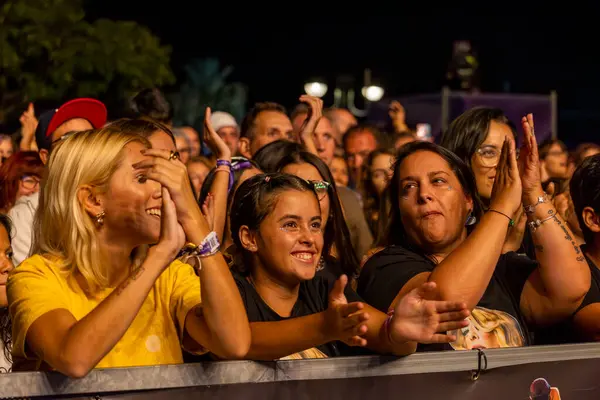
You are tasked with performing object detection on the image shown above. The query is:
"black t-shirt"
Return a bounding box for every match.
[357,245,537,351]
[234,272,363,359]
[539,253,600,344]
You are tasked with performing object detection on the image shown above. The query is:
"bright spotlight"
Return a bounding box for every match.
[304,82,328,98]
[361,85,385,102]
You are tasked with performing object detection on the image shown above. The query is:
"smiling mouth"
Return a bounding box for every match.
[146,209,161,218]
[291,252,316,264]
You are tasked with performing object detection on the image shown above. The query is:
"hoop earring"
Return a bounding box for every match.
[465,211,476,226]
[95,211,106,226]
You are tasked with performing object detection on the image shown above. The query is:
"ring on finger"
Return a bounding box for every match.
[168,151,180,161]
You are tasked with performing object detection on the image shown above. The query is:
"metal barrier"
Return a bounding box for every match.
[2,343,600,399]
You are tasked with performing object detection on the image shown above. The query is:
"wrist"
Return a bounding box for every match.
[147,245,178,267]
[387,313,409,346]
[523,187,546,206]
[180,210,211,242]
[319,311,337,343]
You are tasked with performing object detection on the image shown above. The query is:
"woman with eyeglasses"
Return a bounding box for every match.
[440,107,530,255]
[359,117,590,352]
[0,152,43,214]
[229,173,470,360]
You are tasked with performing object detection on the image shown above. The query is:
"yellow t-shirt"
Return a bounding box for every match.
[7,254,204,371]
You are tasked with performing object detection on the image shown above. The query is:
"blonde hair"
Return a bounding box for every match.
[451,307,525,350]
[32,127,150,294]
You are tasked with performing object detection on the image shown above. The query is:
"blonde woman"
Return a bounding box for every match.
[450,307,525,350]
[7,128,250,377]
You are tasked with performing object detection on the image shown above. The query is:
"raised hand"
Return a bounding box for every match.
[489,138,523,219]
[324,275,369,347]
[518,113,543,197]
[204,107,232,161]
[153,188,186,261]
[202,193,216,231]
[388,282,470,344]
[388,101,408,133]
[133,149,200,224]
[19,103,38,151]
[298,95,323,155]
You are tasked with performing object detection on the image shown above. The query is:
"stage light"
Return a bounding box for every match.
[361,85,385,102]
[304,81,328,98]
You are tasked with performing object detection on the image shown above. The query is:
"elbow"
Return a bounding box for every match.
[58,361,93,379]
[220,329,251,360]
[56,351,95,379]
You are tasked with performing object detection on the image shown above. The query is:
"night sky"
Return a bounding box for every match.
[82,5,600,145]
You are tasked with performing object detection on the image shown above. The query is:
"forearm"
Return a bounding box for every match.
[208,170,230,242]
[243,313,330,360]
[187,253,250,359]
[428,212,508,309]
[527,192,590,304]
[55,256,164,374]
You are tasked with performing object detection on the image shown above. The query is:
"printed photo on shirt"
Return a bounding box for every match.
[449,306,526,350]
[279,347,328,360]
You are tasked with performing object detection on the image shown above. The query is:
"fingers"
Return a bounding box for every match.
[436,309,470,323]
[141,148,186,164]
[329,274,348,302]
[342,311,369,330]
[413,281,437,300]
[426,333,459,344]
[339,301,364,318]
[133,156,182,173]
[436,319,470,333]
[507,137,519,180]
[433,300,468,314]
[496,138,509,187]
[546,182,555,199]
[344,336,367,347]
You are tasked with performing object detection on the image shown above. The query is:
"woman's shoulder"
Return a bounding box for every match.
[11,254,63,276]
[362,245,431,269]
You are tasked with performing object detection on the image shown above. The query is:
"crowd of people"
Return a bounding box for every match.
[0,87,599,378]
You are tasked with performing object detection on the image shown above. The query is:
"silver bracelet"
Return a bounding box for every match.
[528,212,555,232]
[524,194,548,214]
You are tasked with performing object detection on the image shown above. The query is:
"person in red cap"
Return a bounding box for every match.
[33,98,107,164]
[9,98,107,267]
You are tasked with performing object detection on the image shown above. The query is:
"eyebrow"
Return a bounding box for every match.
[277,215,322,223]
[401,170,449,182]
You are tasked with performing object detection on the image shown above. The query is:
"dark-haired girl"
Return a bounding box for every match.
[359,116,590,351]
[230,173,470,359]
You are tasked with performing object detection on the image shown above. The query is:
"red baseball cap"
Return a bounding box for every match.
[45,98,107,137]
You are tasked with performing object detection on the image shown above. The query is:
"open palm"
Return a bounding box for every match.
[389,282,469,344]
[518,113,542,195]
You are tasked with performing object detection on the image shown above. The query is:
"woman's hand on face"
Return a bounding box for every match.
[518,113,544,198]
[152,188,186,262]
[388,281,470,345]
[133,149,201,224]
[489,138,523,218]
[204,107,232,161]
[324,275,370,347]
